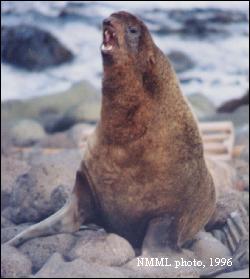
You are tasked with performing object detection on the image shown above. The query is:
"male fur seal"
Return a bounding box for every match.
[8,11,216,249]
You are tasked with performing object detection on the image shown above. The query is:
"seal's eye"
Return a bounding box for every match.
[129,26,138,34]
[126,25,140,52]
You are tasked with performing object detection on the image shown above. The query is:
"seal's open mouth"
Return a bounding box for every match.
[101,27,116,53]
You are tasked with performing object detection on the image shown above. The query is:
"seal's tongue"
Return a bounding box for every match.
[104,30,111,44]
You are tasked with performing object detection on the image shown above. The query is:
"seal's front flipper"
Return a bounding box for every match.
[7,170,96,247]
[142,214,179,255]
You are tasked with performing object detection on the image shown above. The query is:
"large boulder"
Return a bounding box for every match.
[68,230,135,266]
[1,25,73,70]
[38,123,95,149]
[1,81,100,133]
[1,216,13,229]
[1,156,31,210]
[10,119,46,147]
[187,93,216,119]
[190,231,231,266]
[168,50,195,73]
[1,223,31,244]
[20,233,76,272]
[33,253,127,278]
[124,249,200,278]
[1,244,32,278]
[52,102,101,132]
[215,268,249,278]
[217,91,249,113]
[2,149,82,224]
[202,105,249,127]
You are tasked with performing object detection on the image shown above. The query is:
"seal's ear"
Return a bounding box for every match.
[147,52,156,66]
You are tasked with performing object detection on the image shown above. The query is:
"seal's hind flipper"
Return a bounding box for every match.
[7,170,96,247]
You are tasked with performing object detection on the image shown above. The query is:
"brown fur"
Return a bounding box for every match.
[8,11,216,249]
[81,11,216,247]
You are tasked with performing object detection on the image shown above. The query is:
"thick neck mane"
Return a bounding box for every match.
[100,61,155,145]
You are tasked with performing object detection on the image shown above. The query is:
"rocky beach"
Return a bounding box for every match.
[1,1,249,278]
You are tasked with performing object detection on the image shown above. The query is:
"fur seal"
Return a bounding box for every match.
[8,11,216,249]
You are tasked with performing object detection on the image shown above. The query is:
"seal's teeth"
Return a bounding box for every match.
[101,43,113,51]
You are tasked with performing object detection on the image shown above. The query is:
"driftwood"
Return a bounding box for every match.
[200,121,234,161]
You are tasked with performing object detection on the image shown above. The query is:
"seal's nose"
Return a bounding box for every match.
[103,17,113,27]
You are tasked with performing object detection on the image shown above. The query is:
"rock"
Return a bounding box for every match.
[1,155,31,209]
[206,158,237,194]
[3,120,93,152]
[69,123,96,148]
[38,123,95,149]
[211,229,226,243]
[55,101,101,130]
[1,244,32,278]
[1,216,13,229]
[190,231,231,267]
[39,131,76,149]
[1,81,100,133]
[3,149,81,224]
[45,101,100,133]
[215,268,249,278]
[27,147,82,167]
[68,230,135,266]
[232,159,249,192]
[241,192,249,214]
[229,105,249,127]
[187,93,216,119]
[149,8,247,37]
[1,223,31,244]
[206,191,249,230]
[11,119,46,147]
[1,25,73,71]
[124,250,200,278]
[38,111,66,134]
[33,253,127,278]
[202,105,249,127]
[38,82,100,133]
[217,91,249,113]
[1,121,12,155]
[20,233,76,272]
[167,50,195,73]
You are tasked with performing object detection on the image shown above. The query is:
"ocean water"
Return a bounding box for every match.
[1,1,249,106]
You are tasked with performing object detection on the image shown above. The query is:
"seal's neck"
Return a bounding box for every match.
[100,64,152,145]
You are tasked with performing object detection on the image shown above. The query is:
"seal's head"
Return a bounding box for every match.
[101,11,155,68]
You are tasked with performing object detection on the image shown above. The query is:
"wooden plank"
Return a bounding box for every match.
[199,121,235,161]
